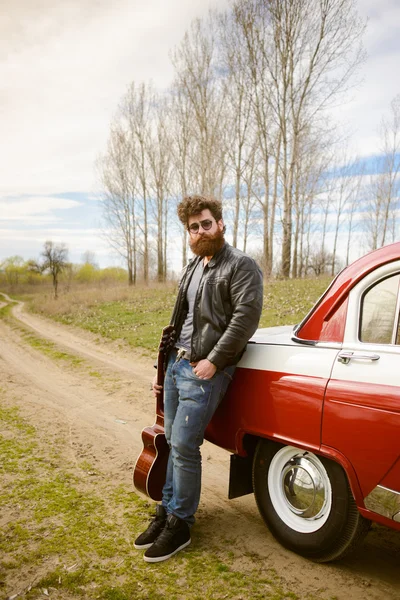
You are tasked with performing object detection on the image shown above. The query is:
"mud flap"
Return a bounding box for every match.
[228,454,254,499]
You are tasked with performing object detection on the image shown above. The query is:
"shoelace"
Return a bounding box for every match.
[155,522,177,544]
[143,516,165,535]
[152,517,165,528]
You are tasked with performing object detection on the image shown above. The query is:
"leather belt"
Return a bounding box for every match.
[175,347,191,361]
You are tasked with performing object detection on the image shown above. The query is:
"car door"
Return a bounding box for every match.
[322,260,400,502]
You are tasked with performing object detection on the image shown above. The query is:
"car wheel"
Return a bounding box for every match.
[252,440,370,562]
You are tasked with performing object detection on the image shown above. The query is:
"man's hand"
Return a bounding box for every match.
[190,358,217,380]
[152,373,163,397]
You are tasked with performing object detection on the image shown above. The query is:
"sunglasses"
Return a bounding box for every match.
[188,219,214,234]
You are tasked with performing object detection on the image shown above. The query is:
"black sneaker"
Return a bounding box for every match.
[143,514,191,563]
[134,505,167,549]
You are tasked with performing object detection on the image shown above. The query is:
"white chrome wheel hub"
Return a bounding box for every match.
[268,446,332,533]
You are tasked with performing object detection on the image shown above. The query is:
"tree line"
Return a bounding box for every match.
[0,245,126,299]
[99,0,399,283]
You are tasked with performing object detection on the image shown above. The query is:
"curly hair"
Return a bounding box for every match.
[177,195,223,227]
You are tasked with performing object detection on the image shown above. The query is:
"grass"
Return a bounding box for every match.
[259,277,331,328]
[0,391,334,600]
[23,332,84,365]
[17,285,177,355]
[0,300,13,318]
[15,277,332,355]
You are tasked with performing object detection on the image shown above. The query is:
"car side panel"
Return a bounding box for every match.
[206,344,338,454]
[322,379,400,498]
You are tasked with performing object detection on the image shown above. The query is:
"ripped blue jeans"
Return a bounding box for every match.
[161,349,235,525]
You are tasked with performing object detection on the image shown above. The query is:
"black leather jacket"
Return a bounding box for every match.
[169,242,263,370]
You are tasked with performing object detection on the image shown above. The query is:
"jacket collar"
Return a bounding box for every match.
[206,241,229,269]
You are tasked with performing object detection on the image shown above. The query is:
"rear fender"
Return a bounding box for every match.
[228,434,363,507]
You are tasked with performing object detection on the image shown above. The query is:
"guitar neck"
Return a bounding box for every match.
[155,325,175,415]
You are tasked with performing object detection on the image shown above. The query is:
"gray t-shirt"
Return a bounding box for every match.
[177,259,204,351]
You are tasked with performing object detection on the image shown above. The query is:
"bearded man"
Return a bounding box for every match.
[135,195,263,562]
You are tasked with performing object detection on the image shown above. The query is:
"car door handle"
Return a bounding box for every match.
[337,351,381,364]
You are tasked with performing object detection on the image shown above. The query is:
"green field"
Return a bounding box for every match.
[21,277,332,354]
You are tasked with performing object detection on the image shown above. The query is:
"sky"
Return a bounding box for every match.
[1,0,400,271]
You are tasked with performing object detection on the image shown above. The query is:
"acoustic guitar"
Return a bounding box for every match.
[133,325,174,500]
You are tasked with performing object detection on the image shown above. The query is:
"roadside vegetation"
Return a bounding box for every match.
[1,275,332,355]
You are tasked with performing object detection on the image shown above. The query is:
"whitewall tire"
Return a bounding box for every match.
[252,440,370,562]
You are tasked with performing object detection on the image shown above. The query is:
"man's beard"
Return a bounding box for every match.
[189,229,225,257]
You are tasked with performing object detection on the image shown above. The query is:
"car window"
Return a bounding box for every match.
[360,274,400,344]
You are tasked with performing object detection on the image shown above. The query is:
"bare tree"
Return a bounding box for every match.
[380,95,400,245]
[365,95,400,250]
[307,247,336,276]
[233,0,277,275]
[241,142,260,252]
[233,0,365,277]
[100,124,137,285]
[147,93,173,281]
[168,81,197,268]
[41,241,69,299]
[292,129,328,278]
[81,251,98,267]
[217,10,255,248]
[171,14,227,197]
[123,82,153,283]
[328,152,363,275]
[345,163,364,266]
[26,259,43,275]
[274,0,365,277]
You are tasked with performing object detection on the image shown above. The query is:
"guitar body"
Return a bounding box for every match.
[133,419,169,500]
[133,326,174,501]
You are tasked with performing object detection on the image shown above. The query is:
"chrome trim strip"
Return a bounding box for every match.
[291,332,342,350]
[364,485,400,521]
[291,333,317,346]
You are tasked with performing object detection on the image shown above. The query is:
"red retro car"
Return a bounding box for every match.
[207,241,400,562]
[135,242,400,562]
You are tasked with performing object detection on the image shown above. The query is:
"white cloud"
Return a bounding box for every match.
[0,0,230,196]
[0,226,114,265]
[329,0,400,156]
[0,197,82,221]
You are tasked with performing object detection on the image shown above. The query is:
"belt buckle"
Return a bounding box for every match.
[176,347,186,360]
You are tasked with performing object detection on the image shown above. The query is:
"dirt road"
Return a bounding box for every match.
[0,298,399,600]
